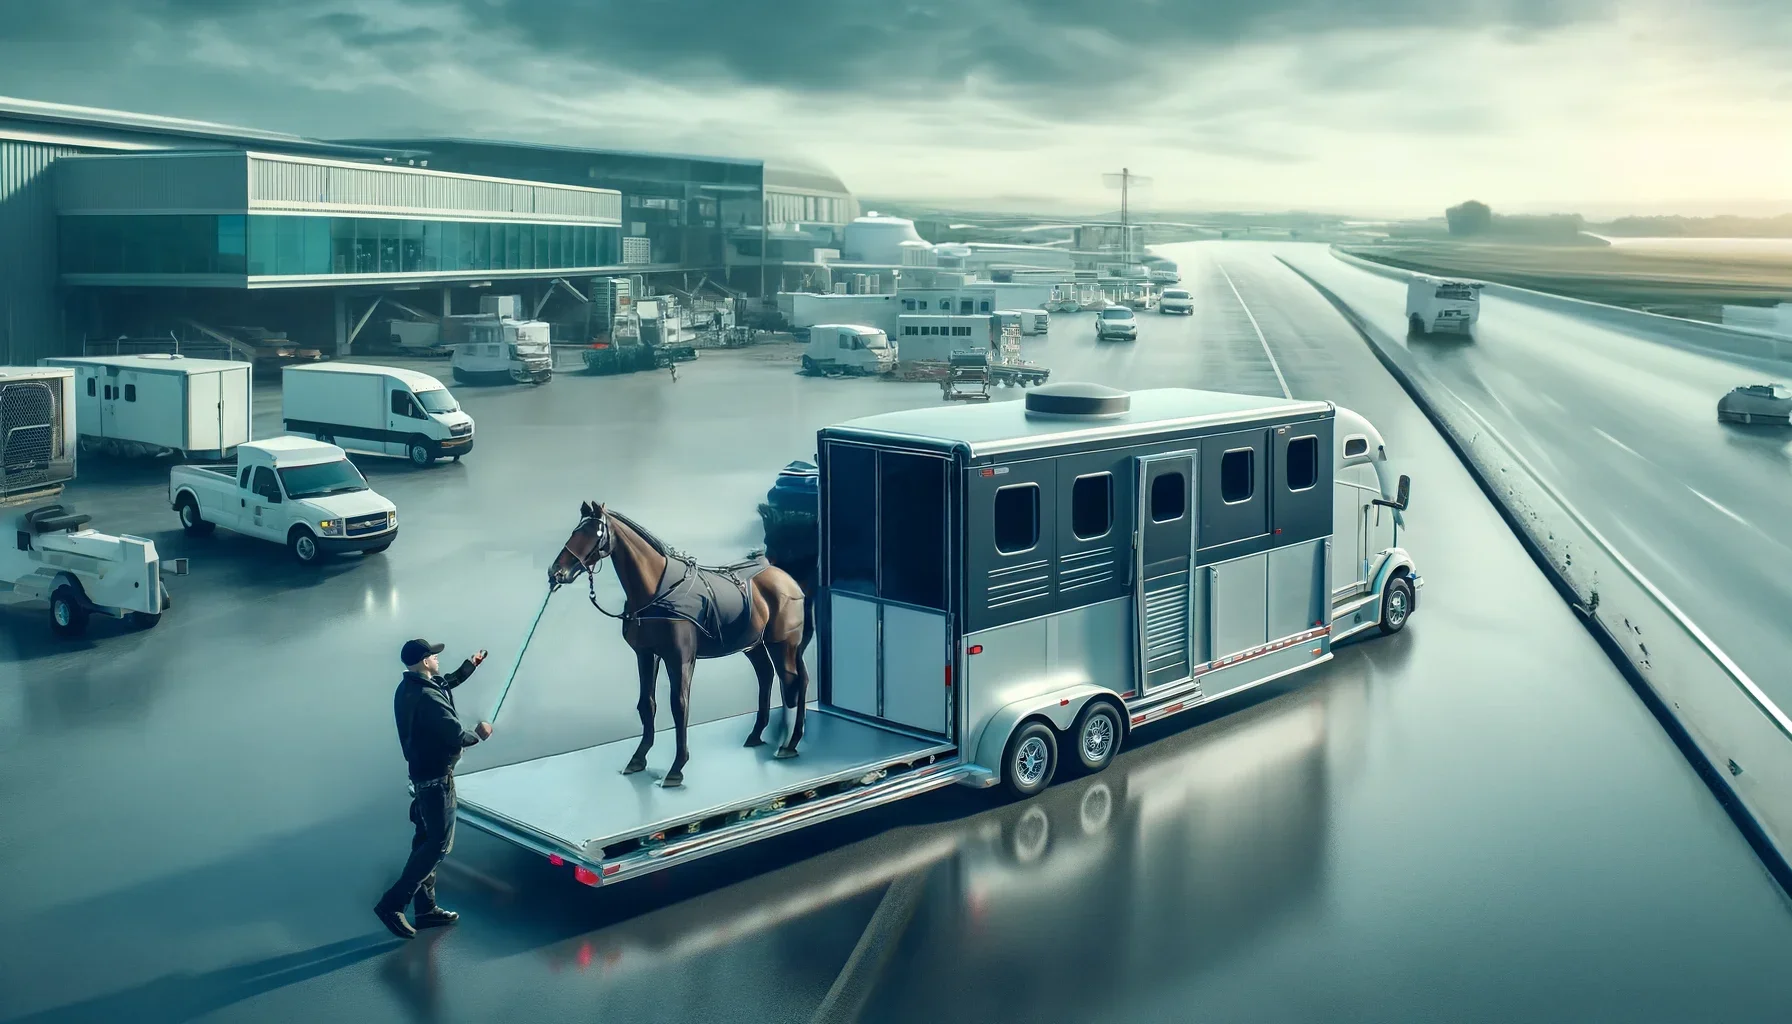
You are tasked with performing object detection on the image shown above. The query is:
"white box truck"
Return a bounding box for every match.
[799,324,896,376]
[40,354,251,459]
[443,314,553,385]
[282,363,474,467]
[1406,275,1483,336]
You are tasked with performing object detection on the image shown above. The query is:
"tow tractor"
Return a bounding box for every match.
[0,366,186,636]
[454,383,1419,892]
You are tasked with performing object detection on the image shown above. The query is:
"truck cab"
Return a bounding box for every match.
[447,315,553,385]
[170,437,398,564]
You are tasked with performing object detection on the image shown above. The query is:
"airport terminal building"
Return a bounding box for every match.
[0,96,857,364]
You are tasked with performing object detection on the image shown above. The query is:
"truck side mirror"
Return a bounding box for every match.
[1396,474,1410,511]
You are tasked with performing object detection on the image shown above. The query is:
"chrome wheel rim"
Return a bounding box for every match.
[54,601,70,627]
[1081,713,1114,763]
[296,536,316,561]
[1015,735,1050,787]
[181,505,196,527]
[412,445,429,464]
[1388,588,1408,626]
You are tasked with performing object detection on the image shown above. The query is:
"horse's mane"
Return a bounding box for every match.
[605,508,679,561]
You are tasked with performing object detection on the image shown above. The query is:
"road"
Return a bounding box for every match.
[1,242,1788,1023]
[1279,244,1792,712]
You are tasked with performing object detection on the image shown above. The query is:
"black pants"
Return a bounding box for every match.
[380,780,455,914]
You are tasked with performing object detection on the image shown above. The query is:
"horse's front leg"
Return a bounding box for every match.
[744,644,775,747]
[663,651,696,788]
[623,647,657,775]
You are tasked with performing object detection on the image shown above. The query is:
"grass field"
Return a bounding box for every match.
[1339,240,1792,322]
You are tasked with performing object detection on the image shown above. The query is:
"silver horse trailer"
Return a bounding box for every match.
[454,383,1418,890]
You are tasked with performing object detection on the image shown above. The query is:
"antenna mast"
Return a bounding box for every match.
[1101,167,1153,267]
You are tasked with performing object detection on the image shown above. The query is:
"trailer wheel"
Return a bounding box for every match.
[1002,720,1058,799]
[1071,700,1124,774]
[289,527,321,565]
[1408,315,1426,336]
[408,438,436,467]
[1380,574,1414,635]
[50,586,90,638]
[177,496,214,536]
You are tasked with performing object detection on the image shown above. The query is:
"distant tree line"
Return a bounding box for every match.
[1445,200,1586,241]
[1597,214,1792,238]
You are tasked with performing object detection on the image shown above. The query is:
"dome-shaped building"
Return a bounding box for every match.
[843,212,932,266]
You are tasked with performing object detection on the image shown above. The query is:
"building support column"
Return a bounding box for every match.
[333,291,348,356]
[442,286,452,319]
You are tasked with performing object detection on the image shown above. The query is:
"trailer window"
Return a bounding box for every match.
[1285,436,1319,491]
[124,384,136,402]
[993,483,1040,554]
[1150,472,1184,523]
[86,378,95,397]
[1221,449,1254,504]
[1072,473,1113,539]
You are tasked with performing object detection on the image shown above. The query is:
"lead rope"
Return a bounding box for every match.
[487,584,557,725]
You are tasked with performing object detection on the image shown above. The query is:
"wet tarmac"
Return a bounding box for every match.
[1,243,1789,1023]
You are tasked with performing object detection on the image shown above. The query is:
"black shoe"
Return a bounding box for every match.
[375,904,416,939]
[413,907,459,928]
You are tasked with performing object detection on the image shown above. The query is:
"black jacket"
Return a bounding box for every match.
[393,660,481,782]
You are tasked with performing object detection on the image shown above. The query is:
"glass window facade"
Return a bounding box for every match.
[62,214,620,278]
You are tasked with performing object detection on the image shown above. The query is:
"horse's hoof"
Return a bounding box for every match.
[774,746,800,760]
[661,773,684,788]
[744,735,766,748]
[622,759,647,775]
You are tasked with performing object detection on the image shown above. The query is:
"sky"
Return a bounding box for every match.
[1,0,1790,218]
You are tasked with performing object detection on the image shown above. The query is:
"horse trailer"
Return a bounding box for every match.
[454,382,1418,890]
[40,354,252,459]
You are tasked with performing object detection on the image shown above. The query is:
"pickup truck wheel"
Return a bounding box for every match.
[1380,574,1414,635]
[177,497,214,536]
[50,586,90,638]
[289,528,321,565]
[1002,720,1058,800]
[408,438,436,467]
[1072,700,1124,774]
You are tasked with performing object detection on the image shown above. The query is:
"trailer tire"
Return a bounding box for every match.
[1071,700,1124,774]
[1380,574,1414,635]
[1408,315,1426,336]
[50,585,90,638]
[1002,720,1058,800]
[289,527,321,565]
[408,437,436,467]
[177,496,214,536]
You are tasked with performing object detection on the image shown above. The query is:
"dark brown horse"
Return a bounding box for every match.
[550,502,810,787]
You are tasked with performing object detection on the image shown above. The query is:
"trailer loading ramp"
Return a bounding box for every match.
[456,706,959,884]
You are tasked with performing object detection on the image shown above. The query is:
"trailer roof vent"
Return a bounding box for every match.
[1024,382,1130,418]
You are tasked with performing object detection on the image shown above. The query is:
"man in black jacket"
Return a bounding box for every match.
[375,638,493,939]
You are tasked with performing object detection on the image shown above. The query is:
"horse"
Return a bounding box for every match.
[549,502,810,788]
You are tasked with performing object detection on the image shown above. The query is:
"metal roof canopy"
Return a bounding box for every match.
[827,387,1333,458]
[0,94,417,159]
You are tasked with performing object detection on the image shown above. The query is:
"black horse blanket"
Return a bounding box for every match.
[637,554,771,659]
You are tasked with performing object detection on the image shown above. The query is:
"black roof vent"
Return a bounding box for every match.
[1024,382,1131,417]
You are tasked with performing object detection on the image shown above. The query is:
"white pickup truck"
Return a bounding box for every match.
[169,436,398,564]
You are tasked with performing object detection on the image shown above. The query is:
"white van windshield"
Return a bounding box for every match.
[415,388,459,414]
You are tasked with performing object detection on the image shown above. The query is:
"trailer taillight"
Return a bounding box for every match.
[573,866,600,886]
[548,854,564,866]
[602,863,621,877]
[968,644,983,655]
[944,665,952,688]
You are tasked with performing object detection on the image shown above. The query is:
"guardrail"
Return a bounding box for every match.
[1283,252,1792,892]
[1330,246,1792,367]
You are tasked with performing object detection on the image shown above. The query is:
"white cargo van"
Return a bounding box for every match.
[41,354,251,459]
[282,363,474,467]
[801,324,896,376]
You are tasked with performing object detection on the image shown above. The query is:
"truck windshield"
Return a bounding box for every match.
[415,389,459,414]
[279,459,368,499]
[865,334,889,349]
[1436,285,1477,300]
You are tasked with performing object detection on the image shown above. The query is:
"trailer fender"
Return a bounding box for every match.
[1370,548,1418,611]
[971,682,1126,778]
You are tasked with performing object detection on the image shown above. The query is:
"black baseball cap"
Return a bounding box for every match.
[401,639,445,666]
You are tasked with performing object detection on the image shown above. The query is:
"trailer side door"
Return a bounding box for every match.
[1135,451,1197,692]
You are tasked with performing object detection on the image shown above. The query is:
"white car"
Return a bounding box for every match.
[170,437,398,564]
[1159,289,1193,315]
[1095,306,1138,342]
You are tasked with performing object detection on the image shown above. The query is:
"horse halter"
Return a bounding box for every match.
[561,512,628,620]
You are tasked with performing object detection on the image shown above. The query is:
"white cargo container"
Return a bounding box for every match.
[282,363,474,467]
[995,309,1050,336]
[40,354,252,459]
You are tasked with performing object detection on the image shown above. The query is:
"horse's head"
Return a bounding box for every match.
[550,501,613,587]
